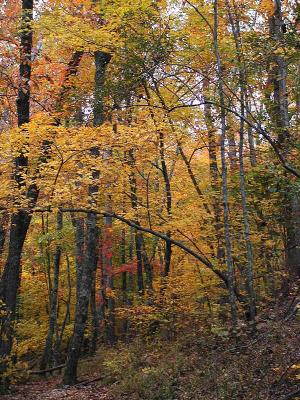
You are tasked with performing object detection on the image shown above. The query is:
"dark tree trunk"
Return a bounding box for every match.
[268,0,300,279]
[158,131,172,276]
[0,1,34,391]
[63,51,110,385]
[63,211,99,385]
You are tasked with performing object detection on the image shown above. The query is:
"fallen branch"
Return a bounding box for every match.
[29,363,66,375]
[74,375,107,387]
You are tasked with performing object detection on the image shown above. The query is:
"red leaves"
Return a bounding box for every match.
[113,259,137,275]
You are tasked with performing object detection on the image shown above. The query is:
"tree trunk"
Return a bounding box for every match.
[225,0,256,322]
[269,0,300,279]
[226,118,238,172]
[98,235,106,326]
[203,78,224,261]
[128,150,144,293]
[213,0,238,326]
[63,51,110,385]
[40,211,63,370]
[103,212,116,344]
[55,254,72,358]
[90,261,100,354]
[158,131,172,276]
[143,83,173,276]
[0,1,34,391]
[63,211,98,385]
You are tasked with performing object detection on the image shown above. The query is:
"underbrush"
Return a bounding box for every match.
[85,315,300,400]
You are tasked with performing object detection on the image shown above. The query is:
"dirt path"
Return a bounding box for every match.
[2,377,115,400]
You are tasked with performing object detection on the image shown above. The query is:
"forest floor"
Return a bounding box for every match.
[1,377,114,400]
[2,303,300,400]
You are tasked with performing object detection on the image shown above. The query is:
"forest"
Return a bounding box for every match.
[0,0,299,399]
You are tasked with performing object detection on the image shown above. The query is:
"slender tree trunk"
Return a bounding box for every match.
[75,217,85,299]
[135,232,144,293]
[141,235,153,291]
[213,0,238,326]
[247,125,257,167]
[98,236,106,326]
[226,0,256,322]
[128,228,134,293]
[121,228,127,293]
[128,168,153,291]
[55,254,72,358]
[90,261,99,354]
[144,83,173,276]
[103,211,116,344]
[203,78,224,261]
[177,144,211,215]
[158,131,172,277]
[40,211,63,369]
[238,119,256,322]
[120,228,128,335]
[41,213,52,309]
[128,150,144,293]
[226,117,238,172]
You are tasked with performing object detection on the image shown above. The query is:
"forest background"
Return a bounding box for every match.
[0,0,299,399]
